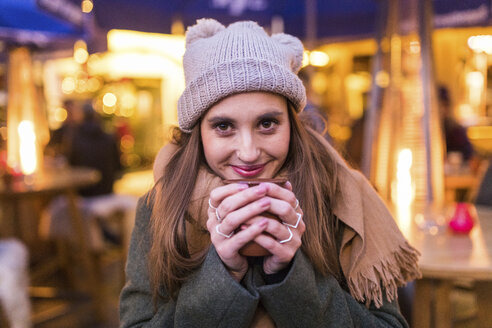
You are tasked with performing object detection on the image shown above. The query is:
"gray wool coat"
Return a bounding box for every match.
[119,195,408,327]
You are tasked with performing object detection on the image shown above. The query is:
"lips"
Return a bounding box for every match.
[231,164,265,177]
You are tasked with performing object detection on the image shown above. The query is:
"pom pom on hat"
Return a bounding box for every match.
[186,18,225,47]
[272,33,304,73]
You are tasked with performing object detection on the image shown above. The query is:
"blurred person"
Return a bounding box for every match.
[120,19,420,327]
[41,102,125,249]
[47,101,121,196]
[438,86,473,165]
[298,69,333,144]
[45,99,82,161]
[67,102,121,196]
[439,86,477,202]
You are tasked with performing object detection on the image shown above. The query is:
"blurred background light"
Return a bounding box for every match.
[103,92,117,107]
[302,50,310,68]
[18,120,37,175]
[81,0,93,13]
[309,50,330,67]
[468,35,492,54]
[54,107,68,122]
[74,40,89,64]
[375,70,390,88]
[61,77,75,94]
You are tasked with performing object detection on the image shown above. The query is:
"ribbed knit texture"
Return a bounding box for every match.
[178,19,306,132]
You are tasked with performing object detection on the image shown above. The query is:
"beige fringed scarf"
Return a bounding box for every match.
[153,132,421,311]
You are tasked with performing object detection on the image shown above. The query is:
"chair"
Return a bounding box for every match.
[40,193,138,288]
[83,194,138,287]
[0,239,31,328]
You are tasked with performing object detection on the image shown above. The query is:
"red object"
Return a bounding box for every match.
[449,203,474,234]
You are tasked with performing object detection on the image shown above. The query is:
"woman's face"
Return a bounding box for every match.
[200,92,290,180]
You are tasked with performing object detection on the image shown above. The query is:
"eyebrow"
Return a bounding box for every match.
[257,111,284,119]
[206,116,235,125]
[206,110,284,124]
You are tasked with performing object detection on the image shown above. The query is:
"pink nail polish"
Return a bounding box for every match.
[259,198,270,207]
[238,183,249,190]
[256,184,267,194]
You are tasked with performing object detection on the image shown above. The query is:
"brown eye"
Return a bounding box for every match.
[217,123,229,131]
[212,121,233,135]
[258,118,278,131]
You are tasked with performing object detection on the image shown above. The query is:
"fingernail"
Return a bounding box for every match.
[256,184,267,194]
[259,218,268,227]
[259,198,270,207]
[238,183,249,190]
[285,181,292,189]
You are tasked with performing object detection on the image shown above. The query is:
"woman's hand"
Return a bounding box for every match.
[249,181,305,275]
[207,181,305,280]
[207,183,272,281]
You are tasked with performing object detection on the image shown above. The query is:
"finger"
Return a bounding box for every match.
[206,211,220,232]
[216,184,269,219]
[209,183,249,208]
[215,219,269,256]
[215,224,233,238]
[254,230,300,262]
[217,198,271,235]
[236,202,304,233]
[259,217,303,242]
[263,197,304,229]
[262,182,298,209]
[283,180,293,191]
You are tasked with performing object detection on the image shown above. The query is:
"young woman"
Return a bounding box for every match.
[120,19,421,327]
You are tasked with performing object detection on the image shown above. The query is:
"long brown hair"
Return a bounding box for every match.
[148,102,340,302]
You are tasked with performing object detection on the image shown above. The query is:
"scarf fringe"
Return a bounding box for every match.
[347,241,421,308]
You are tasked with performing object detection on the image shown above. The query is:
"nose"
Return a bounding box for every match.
[236,131,260,163]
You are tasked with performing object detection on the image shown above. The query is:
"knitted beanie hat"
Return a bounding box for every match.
[178,18,307,132]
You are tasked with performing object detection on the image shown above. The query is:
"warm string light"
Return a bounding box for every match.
[81,0,93,13]
[54,107,68,123]
[74,40,89,64]
[301,50,330,67]
[375,70,390,88]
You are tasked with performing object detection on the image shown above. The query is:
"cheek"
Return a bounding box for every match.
[201,131,227,169]
[276,138,290,160]
[268,127,290,160]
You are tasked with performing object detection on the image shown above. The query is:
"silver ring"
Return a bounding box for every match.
[215,208,222,223]
[279,226,293,244]
[208,198,217,210]
[294,199,299,210]
[283,213,302,229]
[216,224,233,238]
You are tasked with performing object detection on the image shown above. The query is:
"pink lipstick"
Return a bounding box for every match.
[231,164,265,177]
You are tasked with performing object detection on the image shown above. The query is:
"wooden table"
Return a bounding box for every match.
[395,205,492,328]
[0,168,100,234]
[0,167,104,322]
